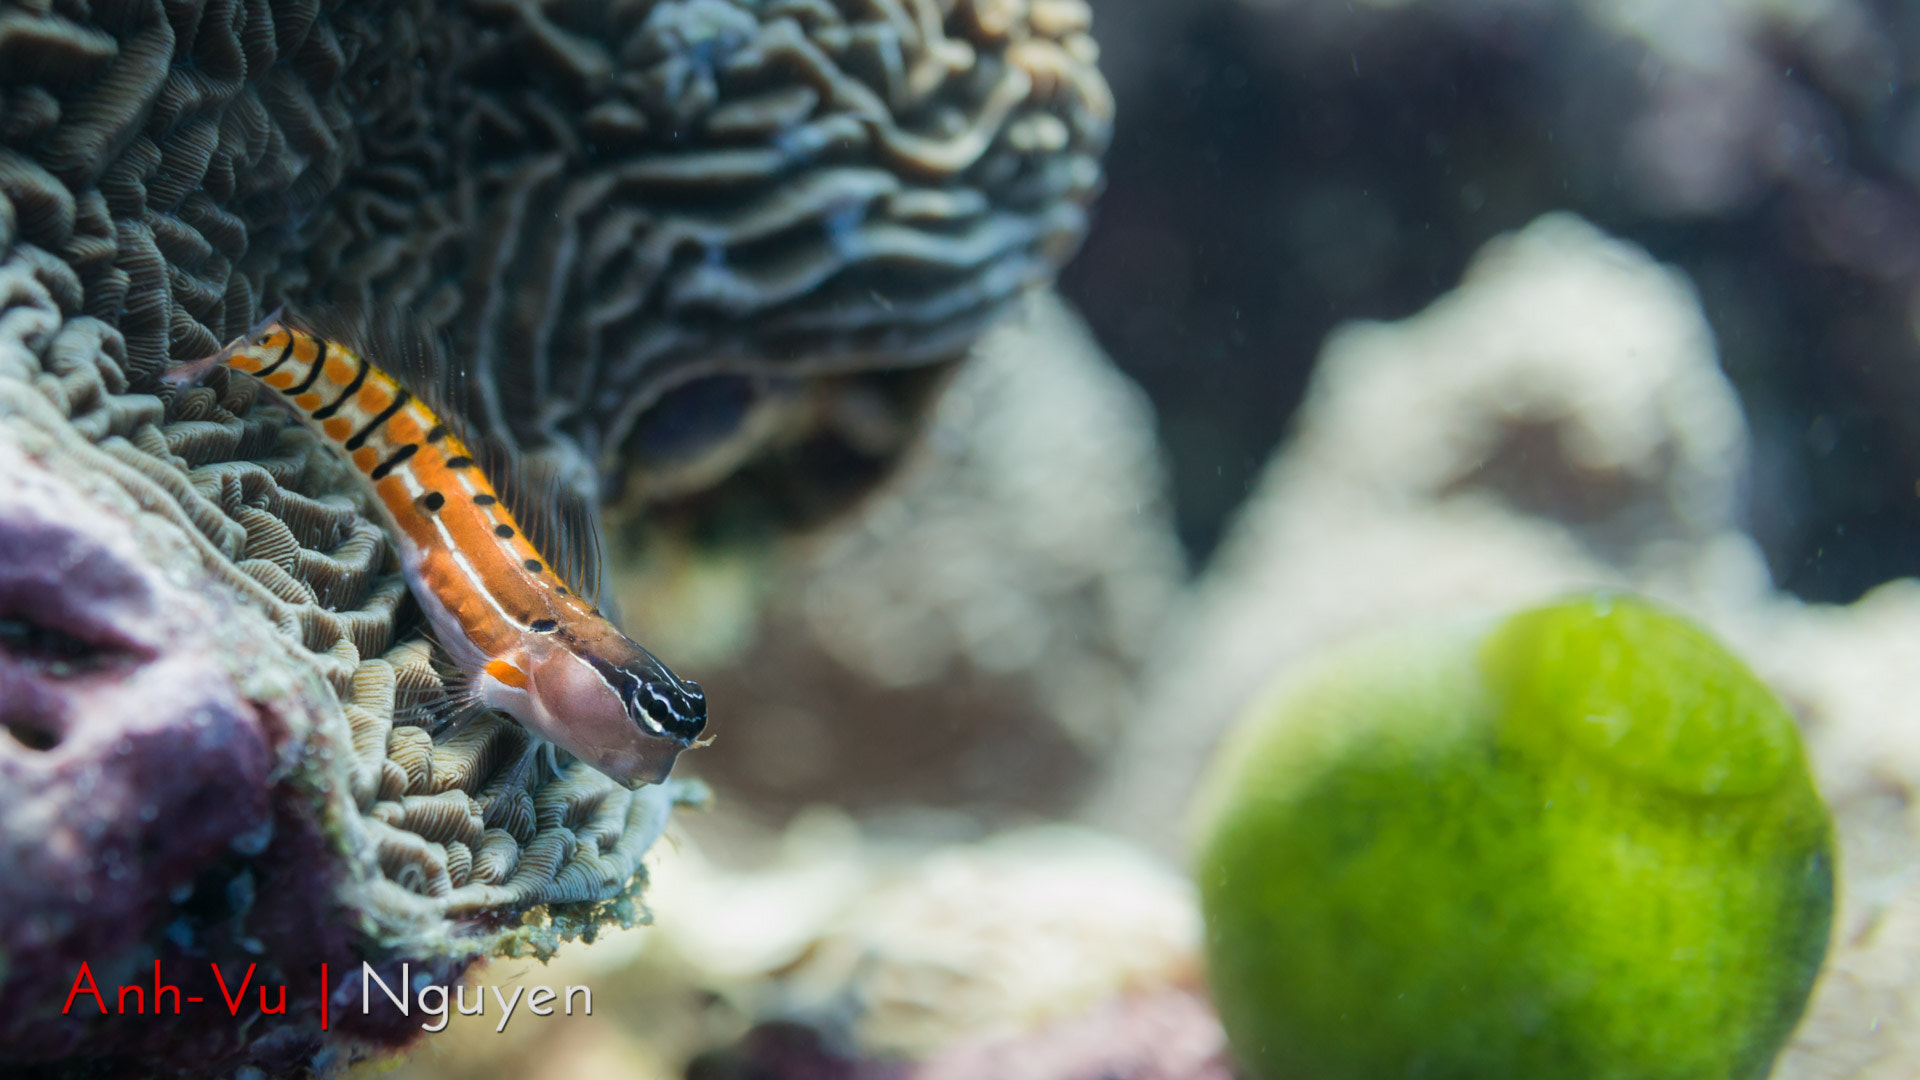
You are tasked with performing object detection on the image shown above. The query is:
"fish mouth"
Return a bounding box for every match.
[620,753,677,789]
[573,732,684,789]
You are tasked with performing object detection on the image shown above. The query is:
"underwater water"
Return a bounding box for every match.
[1,0,1917,1078]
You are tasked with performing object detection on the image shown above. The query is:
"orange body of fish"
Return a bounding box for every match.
[172,316,706,788]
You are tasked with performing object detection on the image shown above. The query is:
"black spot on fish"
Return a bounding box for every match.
[474,494,496,506]
[418,492,445,512]
[446,455,475,469]
[529,619,558,633]
[425,423,448,443]
[524,559,542,573]
[495,524,514,538]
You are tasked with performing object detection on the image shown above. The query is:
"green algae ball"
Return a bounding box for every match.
[1194,595,1833,1080]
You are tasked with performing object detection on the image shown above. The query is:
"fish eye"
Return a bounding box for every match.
[624,672,707,742]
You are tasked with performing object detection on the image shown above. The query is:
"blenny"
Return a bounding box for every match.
[166,311,707,788]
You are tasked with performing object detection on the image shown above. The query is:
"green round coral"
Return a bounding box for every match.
[1194,594,1834,1080]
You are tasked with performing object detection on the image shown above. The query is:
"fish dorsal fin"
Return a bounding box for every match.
[485,440,606,605]
[283,305,485,451]
[282,304,609,604]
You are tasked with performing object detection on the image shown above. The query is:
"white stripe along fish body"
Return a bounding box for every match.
[172,315,706,788]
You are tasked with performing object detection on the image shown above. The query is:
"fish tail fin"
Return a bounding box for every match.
[156,343,240,389]
[159,304,288,388]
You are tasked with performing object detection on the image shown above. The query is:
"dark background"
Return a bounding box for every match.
[1058,0,1920,603]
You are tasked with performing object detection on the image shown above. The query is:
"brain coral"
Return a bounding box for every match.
[0,0,1107,1073]
[2,0,1109,494]
[0,287,697,1072]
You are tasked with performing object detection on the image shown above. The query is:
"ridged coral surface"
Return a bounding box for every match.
[0,0,1108,1073]
[0,0,1108,489]
[0,263,695,1072]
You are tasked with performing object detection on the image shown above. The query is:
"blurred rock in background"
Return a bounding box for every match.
[617,292,1185,835]
[378,2,1920,1074]
[386,208,1920,1079]
[1087,212,1765,854]
[1063,0,1920,603]
[384,820,1218,1080]
[1090,211,1920,1077]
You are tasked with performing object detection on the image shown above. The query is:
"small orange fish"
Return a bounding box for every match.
[166,311,706,788]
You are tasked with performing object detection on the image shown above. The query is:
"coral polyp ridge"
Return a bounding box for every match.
[0,0,1109,492]
[0,273,700,1070]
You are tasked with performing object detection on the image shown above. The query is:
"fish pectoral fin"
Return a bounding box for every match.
[405,656,488,737]
[483,658,531,690]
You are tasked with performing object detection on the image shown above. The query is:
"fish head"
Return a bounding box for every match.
[524,640,706,788]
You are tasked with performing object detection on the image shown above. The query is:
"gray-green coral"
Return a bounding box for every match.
[0,0,1110,499]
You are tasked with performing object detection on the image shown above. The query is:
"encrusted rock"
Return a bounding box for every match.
[0,107,690,1080]
[616,291,1183,821]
